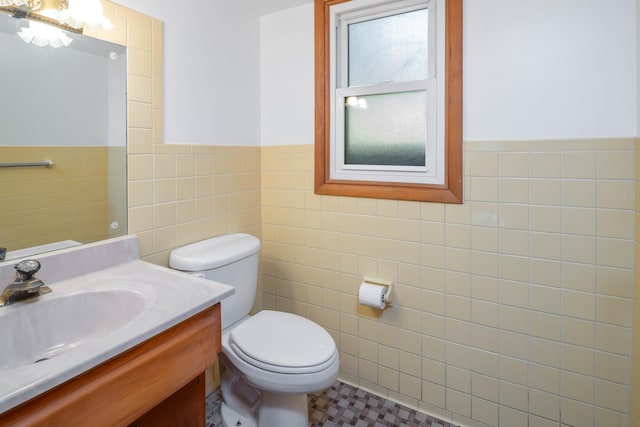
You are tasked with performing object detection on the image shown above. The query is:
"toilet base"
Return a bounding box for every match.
[258,391,309,427]
[221,401,257,427]
[220,353,310,427]
[220,391,310,427]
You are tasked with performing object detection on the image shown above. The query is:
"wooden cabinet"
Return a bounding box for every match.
[0,304,221,427]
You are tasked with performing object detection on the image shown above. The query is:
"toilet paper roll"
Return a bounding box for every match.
[359,282,387,309]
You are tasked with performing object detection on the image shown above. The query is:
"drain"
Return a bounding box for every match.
[34,357,49,364]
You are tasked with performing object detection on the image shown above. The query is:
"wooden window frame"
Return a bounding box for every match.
[314,0,463,203]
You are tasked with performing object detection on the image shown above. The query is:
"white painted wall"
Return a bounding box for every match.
[259,0,311,16]
[112,0,261,146]
[0,32,114,147]
[260,4,314,147]
[108,49,127,147]
[637,0,640,135]
[117,0,638,145]
[464,0,637,140]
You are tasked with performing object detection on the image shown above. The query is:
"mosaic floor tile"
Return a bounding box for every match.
[206,380,457,427]
[205,389,223,427]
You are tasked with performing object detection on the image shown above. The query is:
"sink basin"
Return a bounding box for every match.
[0,288,146,371]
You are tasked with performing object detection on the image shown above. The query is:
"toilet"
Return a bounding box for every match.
[169,233,339,427]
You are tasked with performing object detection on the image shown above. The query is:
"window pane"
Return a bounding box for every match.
[348,8,428,87]
[344,90,426,167]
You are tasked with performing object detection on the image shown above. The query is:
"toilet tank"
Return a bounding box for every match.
[169,233,261,330]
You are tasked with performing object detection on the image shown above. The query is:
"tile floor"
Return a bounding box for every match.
[206,380,457,427]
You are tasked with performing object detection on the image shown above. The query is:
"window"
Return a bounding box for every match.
[314,0,462,203]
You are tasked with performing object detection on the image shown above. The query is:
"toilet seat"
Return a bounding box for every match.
[229,310,337,374]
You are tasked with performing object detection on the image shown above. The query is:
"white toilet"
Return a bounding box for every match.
[169,233,339,427]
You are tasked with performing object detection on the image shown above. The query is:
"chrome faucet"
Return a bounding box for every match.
[0,260,51,307]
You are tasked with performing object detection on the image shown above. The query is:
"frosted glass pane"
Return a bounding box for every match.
[345,90,426,167]
[348,8,428,87]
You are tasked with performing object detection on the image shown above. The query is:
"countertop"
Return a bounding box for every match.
[0,235,233,413]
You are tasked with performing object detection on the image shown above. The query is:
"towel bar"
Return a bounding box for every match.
[0,161,53,168]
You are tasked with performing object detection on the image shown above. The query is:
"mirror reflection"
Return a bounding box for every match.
[0,11,127,262]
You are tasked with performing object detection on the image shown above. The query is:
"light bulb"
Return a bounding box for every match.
[18,20,72,48]
[59,0,113,31]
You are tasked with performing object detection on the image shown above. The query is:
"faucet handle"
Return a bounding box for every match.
[14,259,41,281]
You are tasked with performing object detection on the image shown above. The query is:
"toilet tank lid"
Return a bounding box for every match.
[169,233,261,271]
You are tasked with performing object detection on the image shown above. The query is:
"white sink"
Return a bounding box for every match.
[0,287,148,371]
[0,235,234,414]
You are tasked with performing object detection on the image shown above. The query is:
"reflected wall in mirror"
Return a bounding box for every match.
[0,10,127,261]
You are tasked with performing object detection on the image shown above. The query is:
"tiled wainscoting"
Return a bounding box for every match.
[0,146,111,251]
[260,140,635,427]
[127,131,638,425]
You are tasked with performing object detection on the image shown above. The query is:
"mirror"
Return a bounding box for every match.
[0,11,127,261]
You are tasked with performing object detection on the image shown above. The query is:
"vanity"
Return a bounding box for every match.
[0,236,233,426]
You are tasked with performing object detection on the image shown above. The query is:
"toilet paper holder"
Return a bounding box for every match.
[362,276,393,307]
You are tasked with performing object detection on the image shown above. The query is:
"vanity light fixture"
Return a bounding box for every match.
[0,0,72,22]
[0,0,112,48]
[0,0,28,6]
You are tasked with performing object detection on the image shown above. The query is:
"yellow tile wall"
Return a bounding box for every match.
[632,138,640,427]
[0,146,109,251]
[108,146,127,238]
[262,140,635,427]
[128,144,262,266]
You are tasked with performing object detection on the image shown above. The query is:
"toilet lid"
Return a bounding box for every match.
[229,310,337,374]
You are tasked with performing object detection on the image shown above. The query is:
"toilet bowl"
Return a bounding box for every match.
[220,311,339,427]
[169,234,339,427]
